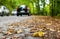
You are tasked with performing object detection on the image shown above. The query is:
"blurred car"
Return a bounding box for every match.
[17,5,30,16]
[12,9,17,15]
[0,6,10,16]
[4,9,9,16]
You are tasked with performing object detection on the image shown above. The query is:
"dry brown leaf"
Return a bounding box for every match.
[46,23,52,26]
[7,29,15,34]
[17,29,22,34]
[49,28,55,31]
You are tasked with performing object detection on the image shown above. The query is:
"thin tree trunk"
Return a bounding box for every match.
[50,0,54,17]
[37,0,40,14]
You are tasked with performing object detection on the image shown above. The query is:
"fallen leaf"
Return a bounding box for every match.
[32,31,45,37]
[7,29,15,35]
[17,29,22,34]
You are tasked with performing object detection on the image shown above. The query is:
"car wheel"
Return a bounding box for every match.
[17,14,19,16]
[28,13,30,16]
[7,15,9,16]
[2,11,5,16]
[1,14,4,16]
[6,14,9,16]
[20,14,22,16]
[1,13,4,16]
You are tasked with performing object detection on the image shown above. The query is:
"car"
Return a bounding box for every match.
[0,6,10,16]
[12,9,17,15]
[4,9,9,16]
[17,5,30,16]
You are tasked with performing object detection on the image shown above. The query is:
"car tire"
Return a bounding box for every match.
[7,15,9,16]
[17,12,20,16]
[1,14,4,16]
[1,12,4,16]
[17,13,19,16]
[20,14,22,16]
[17,14,19,16]
[28,13,30,16]
[6,14,9,16]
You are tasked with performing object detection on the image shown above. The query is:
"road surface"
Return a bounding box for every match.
[0,16,40,39]
[0,16,32,26]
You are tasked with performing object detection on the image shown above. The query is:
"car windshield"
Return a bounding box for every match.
[20,5,26,8]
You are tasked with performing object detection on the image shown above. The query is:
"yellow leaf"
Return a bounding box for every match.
[32,31,45,37]
[32,32,38,37]
[38,31,44,37]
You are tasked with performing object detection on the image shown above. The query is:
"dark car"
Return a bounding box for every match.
[17,5,30,16]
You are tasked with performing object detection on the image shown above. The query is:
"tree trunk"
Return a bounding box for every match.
[37,0,40,14]
[50,0,54,17]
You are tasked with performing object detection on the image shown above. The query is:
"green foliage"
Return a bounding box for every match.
[57,14,60,17]
[44,4,51,16]
[0,0,60,17]
[0,0,16,12]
